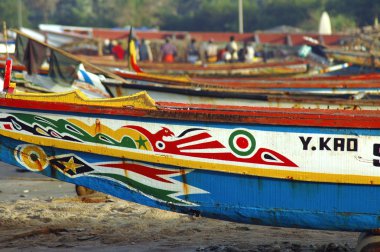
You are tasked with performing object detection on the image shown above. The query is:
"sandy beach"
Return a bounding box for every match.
[0,162,360,251]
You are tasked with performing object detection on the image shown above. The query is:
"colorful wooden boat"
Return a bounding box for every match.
[111,68,380,96]
[325,49,380,68]
[8,29,380,104]
[70,46,380,97]
[9,65,380,109]
[7,57,380,106]
[6,28,380,251]
[78,54,309,77]
[2,86,380,250]
[8,58,380,110]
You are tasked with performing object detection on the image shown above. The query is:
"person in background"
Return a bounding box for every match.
[225,35,238,62]
[244,42,255,63]
[238,41,255,63]
[186,38,199,63]
[217,47,227,62]
[160,37,177,63]
[199,40,208,64]
[103,39,112,55]
[205,39,218,63]
[112,41,124,60]
[222,46,232,62]
[139,38,153,62]
[238,46,245,62]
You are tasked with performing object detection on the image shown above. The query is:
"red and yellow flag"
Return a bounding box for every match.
[129,40,142,73]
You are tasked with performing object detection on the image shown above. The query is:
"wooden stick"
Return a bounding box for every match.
[3,22,9,58]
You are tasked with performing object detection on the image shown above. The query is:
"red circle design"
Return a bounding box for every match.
[236,136,249,149]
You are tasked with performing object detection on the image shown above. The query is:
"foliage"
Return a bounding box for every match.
[326,0,380,27]
[159,0,241,31]
[330,14,357,32]
[24,0,58,25]
[253,0,315,30]
[3,0,379,33]
[0,0,28,28]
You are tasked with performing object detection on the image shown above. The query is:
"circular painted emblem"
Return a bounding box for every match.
[14,145,48,171]
[229,130,256,157]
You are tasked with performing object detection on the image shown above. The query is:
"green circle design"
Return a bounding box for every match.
[229,130,256,156]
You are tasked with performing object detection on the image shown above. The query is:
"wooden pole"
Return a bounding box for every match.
[3,22,9,58]
[17,0,22,28]
[238,0,244,34]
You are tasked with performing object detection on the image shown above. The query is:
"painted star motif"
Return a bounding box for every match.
[60,157,83,174]
[135,135,148,150]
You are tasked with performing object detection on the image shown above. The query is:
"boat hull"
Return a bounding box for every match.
[2,136,380,231]
[1,104,380,232]
[107,84,380,109]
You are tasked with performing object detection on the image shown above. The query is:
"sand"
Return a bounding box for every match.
[0,162,360,251]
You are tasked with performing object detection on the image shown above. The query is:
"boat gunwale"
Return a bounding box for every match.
[2,96,380,129]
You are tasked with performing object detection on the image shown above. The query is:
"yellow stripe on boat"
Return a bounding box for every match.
[2,129,379,186]
[6,89,157,110]
[138,71,192,83]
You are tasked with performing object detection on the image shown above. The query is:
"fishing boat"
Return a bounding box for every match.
[13,27,310,78]
[4,29,380,251]
[8,29,380,106]
[111,67,380,96]
[325,48,380,69]
[80,54,310,77]
[2,77,380,249]
[7,57,380,101]
[3,32,380,250]
[8,60,380,109]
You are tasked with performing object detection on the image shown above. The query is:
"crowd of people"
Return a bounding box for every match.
[103,35,255,64]
[186,35,256,64]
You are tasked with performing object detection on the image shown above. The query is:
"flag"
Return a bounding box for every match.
[129,39,142,73]
[127,27,142,73]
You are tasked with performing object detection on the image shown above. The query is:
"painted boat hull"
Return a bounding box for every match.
[5,61,380,99]
[78,55,309,77]
[11,67,380,109]
[109,69,380,98]
[2,137,380,231]
[1,94,380,232]
[107,84,380,109]
[326,49,380,68]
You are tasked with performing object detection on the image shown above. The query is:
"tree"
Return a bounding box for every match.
[25,0,58,27]
[0,0,28,29]
[327,0,380,27]
[10,0,379,33]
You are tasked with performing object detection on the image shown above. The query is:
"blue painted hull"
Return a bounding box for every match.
[2,136,380,232]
